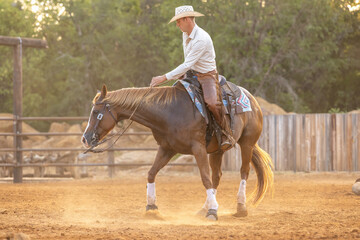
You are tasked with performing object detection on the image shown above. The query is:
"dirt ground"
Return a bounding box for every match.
[0,170,359,240]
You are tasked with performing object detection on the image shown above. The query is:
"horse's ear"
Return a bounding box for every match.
[101,84,107,98]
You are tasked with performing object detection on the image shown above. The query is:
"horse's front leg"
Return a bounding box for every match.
[197,151,224,218]
[146,146,175,211]
[192,143,219,220]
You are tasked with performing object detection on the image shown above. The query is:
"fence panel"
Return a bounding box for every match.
[1,114,359,176]
[224,113,360,172]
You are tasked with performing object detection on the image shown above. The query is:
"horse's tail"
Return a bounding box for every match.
[249,143,274,205]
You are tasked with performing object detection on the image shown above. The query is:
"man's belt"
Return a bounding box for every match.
[185,69,217,80]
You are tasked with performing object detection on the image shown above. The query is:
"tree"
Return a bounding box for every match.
[0,0,359,123]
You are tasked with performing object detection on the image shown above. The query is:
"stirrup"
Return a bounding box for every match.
[220,141,233,151]
[221,130,236,145]
[220,135,235,151]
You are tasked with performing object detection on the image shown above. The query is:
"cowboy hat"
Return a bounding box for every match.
[169,5,204,23]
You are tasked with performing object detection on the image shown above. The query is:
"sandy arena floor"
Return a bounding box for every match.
[0,170,359,240]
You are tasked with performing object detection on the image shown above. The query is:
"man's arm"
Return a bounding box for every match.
[165,40,206,80]
[150,40,206,87]
[150,75,167,87]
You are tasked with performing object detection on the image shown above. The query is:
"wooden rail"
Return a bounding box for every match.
[1,113,359,183]
[0,116,163,182]
[223,113,360,172]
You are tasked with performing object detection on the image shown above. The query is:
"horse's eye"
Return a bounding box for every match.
[93,110,99,115]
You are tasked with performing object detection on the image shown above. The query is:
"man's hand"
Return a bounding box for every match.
[150,75,167,87]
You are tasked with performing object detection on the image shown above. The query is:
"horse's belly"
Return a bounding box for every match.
[152,128,206,155]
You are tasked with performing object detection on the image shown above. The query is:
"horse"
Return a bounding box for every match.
[82,83,274,220]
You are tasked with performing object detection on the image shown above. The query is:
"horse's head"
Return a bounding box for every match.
[82,85,118,148]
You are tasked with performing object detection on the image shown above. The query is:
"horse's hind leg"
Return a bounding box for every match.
[146,146,175,211]
[234,138,256,217]
[197,151,224,217]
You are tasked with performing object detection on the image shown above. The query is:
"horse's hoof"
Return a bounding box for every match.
[206,209,218,221]
[233,203,248,217]
[196,208,207,217]
[146,204,158,211]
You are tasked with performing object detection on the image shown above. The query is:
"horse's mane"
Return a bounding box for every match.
[93,86,181,110]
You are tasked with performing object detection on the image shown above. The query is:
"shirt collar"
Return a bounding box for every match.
[188,24,198,40]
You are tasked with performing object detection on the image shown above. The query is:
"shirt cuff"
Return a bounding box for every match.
[165,72,173,81]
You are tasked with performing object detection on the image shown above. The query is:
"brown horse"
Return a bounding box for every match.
[82,84,273,220]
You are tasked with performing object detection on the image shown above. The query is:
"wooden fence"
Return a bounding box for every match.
[223,113,360,172]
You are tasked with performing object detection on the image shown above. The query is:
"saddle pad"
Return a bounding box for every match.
[223,87,252,113]
[179,80,206,118]
[179,80,252,119]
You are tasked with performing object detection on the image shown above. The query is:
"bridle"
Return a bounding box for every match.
[84,87,153,154]
[84,102,123,154]
[91,102,118,142]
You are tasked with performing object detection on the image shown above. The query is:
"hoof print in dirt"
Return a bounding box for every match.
[144,209,164,220]
[233,203,248,217]
[233,211,248,218]
[196,208,207,217]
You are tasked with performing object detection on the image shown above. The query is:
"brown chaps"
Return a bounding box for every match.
[195,70,231,136]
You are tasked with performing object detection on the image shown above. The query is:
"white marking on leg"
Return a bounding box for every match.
[206,188,219,210]
[202,189,217,210]
[237,179,246,204]
[147,182,156,205]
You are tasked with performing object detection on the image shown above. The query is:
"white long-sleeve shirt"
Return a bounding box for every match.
[165,24,217,80]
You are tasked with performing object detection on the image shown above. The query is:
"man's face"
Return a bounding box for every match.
[176,17,188,32]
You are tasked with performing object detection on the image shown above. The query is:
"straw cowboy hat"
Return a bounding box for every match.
[169,5,204,23]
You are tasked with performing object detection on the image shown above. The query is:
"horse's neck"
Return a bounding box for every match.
[127,104,161,130]
[115,88,178,131]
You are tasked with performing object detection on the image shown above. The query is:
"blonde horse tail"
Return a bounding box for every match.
[249,143,274,205]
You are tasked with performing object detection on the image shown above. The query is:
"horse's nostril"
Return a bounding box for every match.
[81,136,86,144]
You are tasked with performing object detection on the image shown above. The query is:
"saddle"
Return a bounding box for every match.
[176,73,250,147]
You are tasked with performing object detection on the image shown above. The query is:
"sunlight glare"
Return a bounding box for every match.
[348,0,360,11]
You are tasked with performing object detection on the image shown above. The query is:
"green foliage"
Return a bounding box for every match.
[328,107,344,114]
[0,0,359,119]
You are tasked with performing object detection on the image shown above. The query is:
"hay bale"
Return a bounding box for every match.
[349,109,360,114]
[127,121,151,132]
[254,97,287,115]
[67,124,82,133]
[50,124,83,148]
[0,113,46,142]
[115,151,157,165]
[0,136,12,148]
[165,155,196,172]
[48,122,70,132]
[22,123,46,142]
[0,113,13,132]
[144,135,157,145]
[81,121,88,132]
[127,128,149,143]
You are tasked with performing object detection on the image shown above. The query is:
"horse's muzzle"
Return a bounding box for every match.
[82,132,99,148]
[81,135,90,148]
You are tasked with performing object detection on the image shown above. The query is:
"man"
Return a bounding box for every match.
[150,5,233,151]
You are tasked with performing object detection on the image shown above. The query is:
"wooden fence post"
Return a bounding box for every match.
[107,141,115,178]
[13,40,23,183]
[0,36,48,183]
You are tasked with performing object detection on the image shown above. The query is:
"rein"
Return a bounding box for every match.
[84,87,153,154]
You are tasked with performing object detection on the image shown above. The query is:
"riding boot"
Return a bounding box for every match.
[209,104,235,151]
[196,71,235,151]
